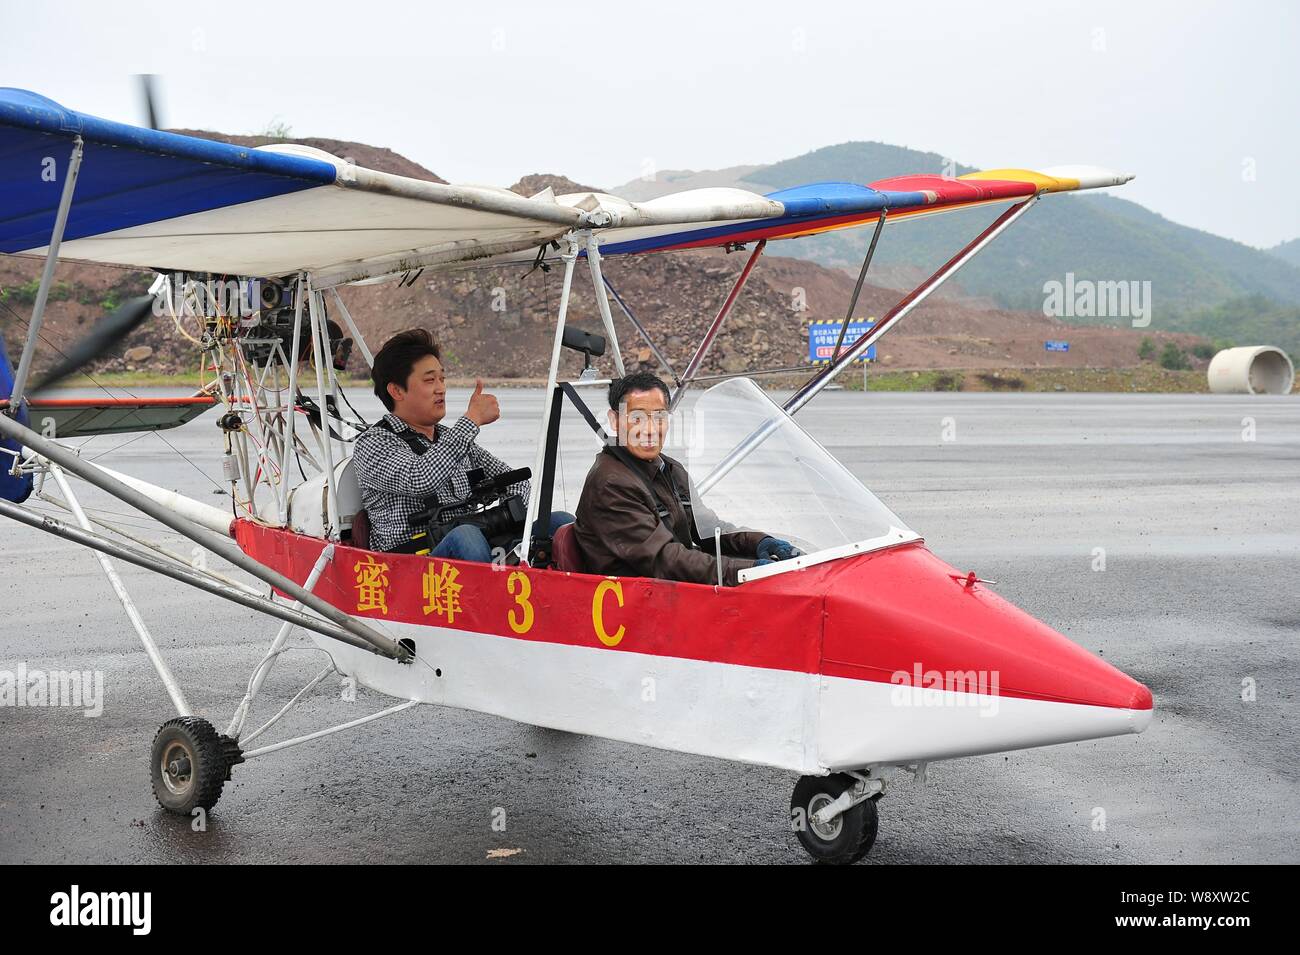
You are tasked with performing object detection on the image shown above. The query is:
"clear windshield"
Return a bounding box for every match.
[681,377,913,556]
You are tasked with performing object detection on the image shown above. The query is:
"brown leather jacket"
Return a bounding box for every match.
[573,446,767,586]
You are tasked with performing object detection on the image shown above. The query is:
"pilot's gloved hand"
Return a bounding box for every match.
[757,537,799,561]
[753,557,774,567]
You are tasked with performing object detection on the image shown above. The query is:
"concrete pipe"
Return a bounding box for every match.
[1207,346,1295,395]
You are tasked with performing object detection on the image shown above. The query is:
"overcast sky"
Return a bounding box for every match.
[3,0,1296,248]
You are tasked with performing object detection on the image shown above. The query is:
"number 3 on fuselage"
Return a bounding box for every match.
[506,570,534,635]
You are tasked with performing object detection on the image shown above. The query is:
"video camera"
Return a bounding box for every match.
[400,466,532,556]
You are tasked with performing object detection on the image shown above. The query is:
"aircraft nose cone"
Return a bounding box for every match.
[816,543,1153,767]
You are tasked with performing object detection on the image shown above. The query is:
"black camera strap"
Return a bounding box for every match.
[373,416,429,456]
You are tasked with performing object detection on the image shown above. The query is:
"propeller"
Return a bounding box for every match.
[32,295,157,392]
[137,74,162,130]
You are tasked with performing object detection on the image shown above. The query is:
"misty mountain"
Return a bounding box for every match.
[615,142,1300,353]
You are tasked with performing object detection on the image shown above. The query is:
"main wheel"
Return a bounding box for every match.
[790,774,879,865]
[150,716,234,815]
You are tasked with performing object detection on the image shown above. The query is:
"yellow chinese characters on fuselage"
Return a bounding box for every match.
[354,554,390,614]
[423,561,463,624]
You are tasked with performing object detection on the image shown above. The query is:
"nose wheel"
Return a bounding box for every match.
[150,716,243,815]
[790,773,880,864]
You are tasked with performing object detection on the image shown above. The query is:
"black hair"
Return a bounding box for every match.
[372,328,442,411]
[608,371,670,411]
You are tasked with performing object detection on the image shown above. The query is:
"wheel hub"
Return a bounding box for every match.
[807,793,843,841]
[161,742,194,796]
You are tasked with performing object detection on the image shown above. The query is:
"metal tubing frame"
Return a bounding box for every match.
[88,460,239,539]
[8,137,84,413]
[601,275,679,384]
[305,282,341,534]
[50,465,193,718]
[785,198,1037,417]
[670,238,766,410]
[0,411,407,661]
[831,209,887,363]
[697,199,1038,497]
[0,497,382,654]
[240,663,336,747]
[812,775,885,826]
[35,493,264,598]
[277,274,307,524]
[227,543,336,739]
[518,233,582,563]
[241,698,419,760]
[329,287,374,368]
[584,235,626,377]
[689,363,828,384]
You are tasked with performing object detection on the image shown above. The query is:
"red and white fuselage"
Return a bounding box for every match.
[235,522,1153,775]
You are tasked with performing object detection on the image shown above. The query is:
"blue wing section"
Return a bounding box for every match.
[763,181,895,216]
[0,88,338,255]
[597,182,931,256]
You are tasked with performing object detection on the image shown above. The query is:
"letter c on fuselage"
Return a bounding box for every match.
[592,579,625,647]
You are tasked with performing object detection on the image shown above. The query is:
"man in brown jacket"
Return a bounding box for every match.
[573,372,797,586]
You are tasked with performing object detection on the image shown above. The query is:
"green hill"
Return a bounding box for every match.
[745,143,1300,333]
[1159,294,1300,362]
[1267,238,1300,269]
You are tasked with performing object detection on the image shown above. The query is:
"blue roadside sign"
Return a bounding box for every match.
[1044,340,1070,352]
[810,319,876,364]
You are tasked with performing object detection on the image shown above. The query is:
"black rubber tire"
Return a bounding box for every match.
[790,774,879,865]
[150,716,228,815]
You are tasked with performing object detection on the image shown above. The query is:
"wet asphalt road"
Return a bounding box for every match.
[1,388,1296,864]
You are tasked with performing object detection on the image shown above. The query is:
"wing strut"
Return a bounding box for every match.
[696,198,1039,498]
[7,137,83,412]
[670,238,767,411]
[518,233,582,564]
[601,274,680,386]
[784,197,1038,416]
[831,209,888,363]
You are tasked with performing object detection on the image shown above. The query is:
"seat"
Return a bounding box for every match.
[350,508,371,550]
[551,521,585,572]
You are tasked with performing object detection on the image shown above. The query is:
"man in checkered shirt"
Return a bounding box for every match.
[352,328,572,560]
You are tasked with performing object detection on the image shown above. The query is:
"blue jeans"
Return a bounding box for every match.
[432,511,574,564]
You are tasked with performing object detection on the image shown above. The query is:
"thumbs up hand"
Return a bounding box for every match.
[465,378,500,426]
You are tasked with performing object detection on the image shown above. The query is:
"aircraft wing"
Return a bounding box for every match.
[1,88,1132,287]
[564,165,1132,260]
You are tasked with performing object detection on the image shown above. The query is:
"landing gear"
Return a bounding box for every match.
[150,716,243,815]
[790,773,881,865]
